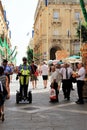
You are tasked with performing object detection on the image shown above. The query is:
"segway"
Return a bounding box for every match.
[16,72,32,104]
[16,90,32,104]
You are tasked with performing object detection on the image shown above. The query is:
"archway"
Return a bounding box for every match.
[50,46,61,60]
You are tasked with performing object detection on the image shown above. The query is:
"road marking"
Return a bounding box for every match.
[56,108,87,114]
[6,102,87,115]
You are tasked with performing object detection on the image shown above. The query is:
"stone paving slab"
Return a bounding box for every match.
[0,75,87,130]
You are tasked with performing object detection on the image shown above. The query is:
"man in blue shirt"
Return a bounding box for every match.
[2,59,13,99]
[2,59,13,82]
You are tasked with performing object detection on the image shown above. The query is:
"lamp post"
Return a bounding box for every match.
[79,20,82,52]
[78,18,82,56]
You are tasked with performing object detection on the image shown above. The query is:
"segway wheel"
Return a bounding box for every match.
[16,92,19,104]
[28,91,32,104]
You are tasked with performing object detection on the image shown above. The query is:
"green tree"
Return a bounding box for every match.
[77,23,87,43]
[27,47,33,64]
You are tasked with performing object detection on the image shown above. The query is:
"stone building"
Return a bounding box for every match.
[33,0,87,62]
[0,1,11,64]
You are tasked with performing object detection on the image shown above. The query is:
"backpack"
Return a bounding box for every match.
[0,81,8,97]
[0,80,8,105]
[0,81,3,93]
[0,81,4,102]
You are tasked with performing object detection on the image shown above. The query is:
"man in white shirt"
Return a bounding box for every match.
[41,61,49,89]
[60,63,73,100]
[75,62,86,104]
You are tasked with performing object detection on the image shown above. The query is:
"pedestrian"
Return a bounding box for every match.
[41,61,49,89]
[60,63,73,100]
[50,65,59,102]
[2,59,13,99]
[38,62,43,76]
[9,62,14,82]
[18,57,31,99]
[75,62,85,104]
[30,60,38,89]
[55,64,62,90]
[0,66,8,122]
[49,63,54,76]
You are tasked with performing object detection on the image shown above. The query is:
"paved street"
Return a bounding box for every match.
[0,74,87,130]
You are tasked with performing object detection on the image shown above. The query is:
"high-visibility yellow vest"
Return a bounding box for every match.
[20,68,30,76]
[20,65,30,85]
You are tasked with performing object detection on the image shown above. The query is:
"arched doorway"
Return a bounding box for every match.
[50,46,61,60]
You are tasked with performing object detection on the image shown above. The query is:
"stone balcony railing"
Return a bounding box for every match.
[51,18,62,25]
[34,34,79,48]
[51,35,79,41]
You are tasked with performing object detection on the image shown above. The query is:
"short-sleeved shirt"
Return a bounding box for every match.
[41,64,49,76]
[76,67,85,81]
[19,64,31,72]
[2,65,12,83]
[59,67,66,79]
[3,65,12,74]
[30,64,37,74]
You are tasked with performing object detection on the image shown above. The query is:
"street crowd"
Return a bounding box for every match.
[0,57,86,122]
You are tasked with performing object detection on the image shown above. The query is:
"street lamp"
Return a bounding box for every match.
[78,18,82,56]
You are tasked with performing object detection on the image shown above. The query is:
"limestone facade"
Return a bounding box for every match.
[33,0,87,61]
[0,1,11,64]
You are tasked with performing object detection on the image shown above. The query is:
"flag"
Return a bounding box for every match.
[9,46,16,57]
[32,30,34,38]
[4,38,8,49]
[9,30,11,39]
[67,30,70,38]
[45,0,48,7]
[6,20,9,29]
[26,32,29,36]
[12,51,17,61]
[4,10,6,21]
[0,37,4,47]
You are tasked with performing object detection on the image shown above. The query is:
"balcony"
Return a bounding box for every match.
[51,35,62,42]
[51,35,79,42]
[51,18,62,25]
[71,35,79,41]
[72,20,79,25]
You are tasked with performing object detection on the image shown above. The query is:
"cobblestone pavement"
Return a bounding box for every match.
[0,74,87,130]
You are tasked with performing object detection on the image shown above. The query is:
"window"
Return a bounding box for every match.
[53,11,59,19]
[53,29,58,35]
[75,12,80,20]
[73,42,80,54]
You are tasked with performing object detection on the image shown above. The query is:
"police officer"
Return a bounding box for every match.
[18,57,31,99]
